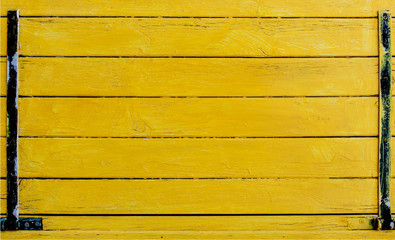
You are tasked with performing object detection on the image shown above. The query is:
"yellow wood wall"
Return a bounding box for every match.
[1,1,395,239]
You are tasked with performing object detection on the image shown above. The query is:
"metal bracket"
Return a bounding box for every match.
[377,10,394,230]
[1,218,43,231]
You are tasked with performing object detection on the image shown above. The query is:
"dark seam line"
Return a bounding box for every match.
[0,95,384,98]
[18,95,379,98]
[18,136,379,139]
[16,213,377,216]
[6,177,378,180]
[10,16,381,19]
[18,55,380,59]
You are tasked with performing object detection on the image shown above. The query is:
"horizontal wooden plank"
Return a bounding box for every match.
[3,230,395,240]
[0,58,5,96]
[0,18,382,57]
[1,0,394,17]
[17,57,379,97]
[0,138,3,176]
[6,58,395,97]
[0,179,5,212]
[2,0,395,17]
[0,179,379,214]
[18,97,378,137]
[1,97,5,137]
[0,138,377,178]
[1,215,374,231]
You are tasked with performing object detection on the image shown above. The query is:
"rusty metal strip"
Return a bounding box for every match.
[378,10,394,230]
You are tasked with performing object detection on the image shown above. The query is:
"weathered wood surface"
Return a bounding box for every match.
[2,58,395,97]
[0,215,375,231]
[0,18,385,57]
[0,58,5,96]
[0,137,378,178]
[6,57,381,97]
[1,0,394,17]
[17,97,378,137]
[2,230,395,240]
[0,97,5,136]
[0,179,379,214]
[0,1,391,238]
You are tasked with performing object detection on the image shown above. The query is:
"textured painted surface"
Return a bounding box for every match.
[1,215,394,239]
[0,98,5,137]
[2,230,395,239]
[0,179,380,214]
[0,59,5,96]
[0,215,376,231]
[1,0,394,17]
[18,98,378,137]
[0,138,378,178]
[13,57,381,97]
[0,18,384,57]
[0,0,392,238]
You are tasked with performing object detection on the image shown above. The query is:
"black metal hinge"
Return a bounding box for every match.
[1,218,43,231]
[1,10,43,231]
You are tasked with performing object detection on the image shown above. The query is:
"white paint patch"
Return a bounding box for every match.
[12,207,19,218]
[6,53,18,84]
[383,46,389,54]
[11,53,17,68]
[6,61,10,84]
[385,199,391,208]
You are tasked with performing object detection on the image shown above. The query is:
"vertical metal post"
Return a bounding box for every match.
[1,10,43,231]
[5,10,20,231]
[378,10,394,230]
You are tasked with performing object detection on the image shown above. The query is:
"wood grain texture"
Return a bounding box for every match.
[0,18,382,57]
[0,179,379,214]
[1,215,375,231]
[0,138,377,178]
[17,57,379,97]
[3,230,395,240]
[1,0,394,17]
[18,97,378,137]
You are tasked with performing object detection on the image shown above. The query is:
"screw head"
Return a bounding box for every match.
[383,13,389,20]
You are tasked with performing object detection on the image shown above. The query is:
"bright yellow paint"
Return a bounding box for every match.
[0,179,378,214]
[0,1,391,239]
[0,18,383,57]
[17,57,380,96]
[0,138,378,178]
[18,97,378,137]
[3,230,395,240]
[1,0,394,17]
[0,97,5,137]
[0,58,5,96]
[0,19,5,57]
[1,215,374,231]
